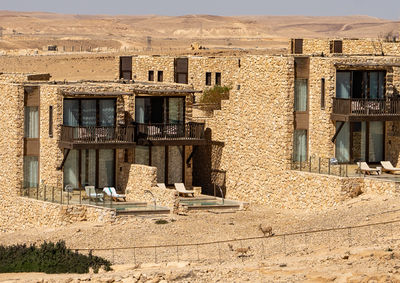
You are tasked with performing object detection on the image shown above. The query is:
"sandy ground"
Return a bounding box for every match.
[1,192,400,282]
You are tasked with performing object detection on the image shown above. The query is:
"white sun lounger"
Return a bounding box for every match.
[157,183,167,189]
[357,162,381,175]
[174,183,195,197]
[85,186,104,202]
[103,187,126,202]
[381,161,400,174]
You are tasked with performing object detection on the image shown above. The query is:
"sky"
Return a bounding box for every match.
[1,0,399,20]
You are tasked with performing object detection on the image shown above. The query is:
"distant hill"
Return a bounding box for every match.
[0,11,398,51]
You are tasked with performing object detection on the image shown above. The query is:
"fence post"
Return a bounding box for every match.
[80,189,82,204]
[346,164,348,177]
[36,185,39,200]
[300,156,302,171]
[309,156,312,172]
[318,157,321,173]
[67,190,70,205]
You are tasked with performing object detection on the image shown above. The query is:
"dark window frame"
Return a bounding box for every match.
[148,70,154,81]
[215,72,221,86]
[205,72,212,86]
[157,71,163,82]
[321,78,325,110]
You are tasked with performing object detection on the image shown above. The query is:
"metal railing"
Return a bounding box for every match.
[60,125,135,144]
[20,183,115,209]
[291,156,349,177]
[332,97,400,116]
[136,122,205,140]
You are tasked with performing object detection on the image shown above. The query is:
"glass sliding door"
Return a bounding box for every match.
[351,122,367,162]
[23,156,38,188]
[81,149,96,187]
[336,72,351,98]
[151,146,165,183]
[167,146,183,184]
[63,149,79,188]
[336,122,350,163]
[63,100,79,126]
[135,146,150,165]
[81,100,96,126]
[168,98,184,124]
[98,149,115,188]
[99,100,115,126]
[369,121,384,162]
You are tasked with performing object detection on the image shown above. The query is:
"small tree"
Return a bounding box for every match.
[200,85,231,107]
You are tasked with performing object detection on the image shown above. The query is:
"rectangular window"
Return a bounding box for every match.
[330,40,343,53]
[294,79,308,111]
[205,72,212,86]
[174,58,188,84]
[215,72,221,86]
[98,149,115,188]
[292,39,303,54]
[23,156,38,188]
[119,56,132,80]
[135,97,185,124]
[321,78,325,110]
[369,121,384,162]
[24,106,39,138]
[168,146,183,184]
[49,106,53,138]
[148,70,154,81]
[293,130,307,162]
[157,71,163,82]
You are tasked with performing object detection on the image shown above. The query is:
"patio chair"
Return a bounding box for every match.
[103,187,126,202]
[157,183,167,189]
[357,162,381,175]
[85,186,104,202]
[380,161,400,174]
[174,183,195,197]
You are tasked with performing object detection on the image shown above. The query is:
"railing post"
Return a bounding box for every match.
[36,185,39,200]
[52,186,54,203]
[300,156,302,171]
[328,158,331,175]
[44,184,46,201]
[309,156,312,172]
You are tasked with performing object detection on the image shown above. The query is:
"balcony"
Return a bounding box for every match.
[135,122,207,145]
[331,97,400,121]
[59,126,136,149]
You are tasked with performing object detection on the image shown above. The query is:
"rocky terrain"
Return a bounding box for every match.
[1,193,400,282]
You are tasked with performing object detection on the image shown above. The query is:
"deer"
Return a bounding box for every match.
[259,224,274,237]
[228,243,251,256]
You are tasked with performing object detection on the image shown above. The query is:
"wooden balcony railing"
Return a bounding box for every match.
[60,125,135,144]
[136,122,205,140]
[332,97,400,117]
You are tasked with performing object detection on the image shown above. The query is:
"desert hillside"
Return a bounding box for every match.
[0,11,399,51]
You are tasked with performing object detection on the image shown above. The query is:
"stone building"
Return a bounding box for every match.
[2,37,400,230]
[116,38,400,208]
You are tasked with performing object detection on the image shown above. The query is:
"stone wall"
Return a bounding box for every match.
[0,197,116,231]
[129,55,241,95]
[293,38,400,56]
[125,164,176,208]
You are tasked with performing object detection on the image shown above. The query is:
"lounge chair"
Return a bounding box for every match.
[103,187,126,202]
[85,186,104,202]
[157,183,167,189]
[357,162,381,175]
[174,183,195,197]
[381,161,400,174]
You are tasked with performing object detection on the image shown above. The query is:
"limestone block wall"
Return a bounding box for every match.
[129,55,240,94]
[293,39,400,56]
[125,164,176,208]
[199,55,296,206]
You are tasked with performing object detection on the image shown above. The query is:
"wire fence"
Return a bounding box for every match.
[291,157,356,177]
[72,218,400,265]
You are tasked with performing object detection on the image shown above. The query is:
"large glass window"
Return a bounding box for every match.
[24,107,39,138]
[168,146,183,184]
[23,156,38,188]
[63,99,116,127]
[135,146,150,165]
[293,130,307,162]
[294,79,308,111]
[336,71,386,99]
[135,97,185,124]
[151,146,165,183]
[336,122,350,163]
[63,149,115,189]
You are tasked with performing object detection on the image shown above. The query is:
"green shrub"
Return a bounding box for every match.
[154,219,169,224]
[0,241,111,274]
[200,85,231,106]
